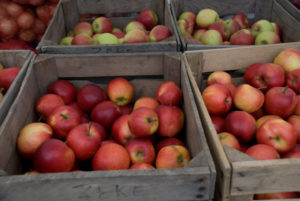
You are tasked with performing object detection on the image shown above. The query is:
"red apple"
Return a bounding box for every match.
[124,21,146,33]
[73,22,93,36]
[232,13,249,29]
[47,105,81,139]
[225,111,256,143]
[66,122,106,160]
[17,11,34,30]
[224,19,239,36]
[106,78,134,106]
[271,22,281,37]
[77,84,107,112]
[92,17,113,34]
[207,71,233,86]
[130,163,155,170]
[155,137,184,152]
[6,2,24,17]
[47,80,76,104]
[274,48,300,73]
[256,115,281,129]
[210,116,225,133]
[128,107,159,137]
[244,63,264,87]
[230,29,254,45]
[245,144,280,160]
[294,95,300,115]
[264,87,297,118]
[156,105,184,137]
[149,25,172,42]
[156,81,182,106]
[254,192,298,200]
[208,21,230,41]
[156,145,191,168]
[202,84,232,116]
[0,17,18,40]
[286,69,300,93]
[0,67,21,92]
[71,33,93,45]
[123,29,148,43]
[92,142,130,170]
[111,114,135,145]
[125,138,155,164]
[35,94,65,119]
[91,101,121,130]
[133,97,159,111]
[34,139,75,173]
[178,11,196,34]
[218,132,241,151]
[287,115,300,144]
[138,9,158,30]
[120,105,133,115]
[68,102,90,123]
[257,118,297,153]
[251,107,265,120]
[17,122,53,158]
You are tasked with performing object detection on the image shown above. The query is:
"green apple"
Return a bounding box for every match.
[251,20,274,38]
[255,31,280,45]
[59,36,73,45]
[96,33,119,44]
[201,30,223,45]
[196,8,219,28]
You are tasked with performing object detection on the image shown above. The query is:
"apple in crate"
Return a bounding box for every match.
[224,19,239,36]
[178,19,191,37]
[257,118,297,154]
[34,139,75,173]
[128,107,159,137]
[178,11,196,33]
[138,9,158,30]
[111,114,135,145]
[201,30,223,45]
[245,144,279,160]
[106,77,134,106]
[95,33,120,44]
[92,142,130,170]
[286,69,300,93]
[35,94,65,119]
[209,21,230,41]
[218,132,241,151]
[274,48,300,72]
[124,29,148,43]
[71,33,93,45]
[125,21,145,33]
[294,95,300,115]
[66,122,106,160]
[207,71,233,86]
[150,25,171,42]
[271,22,281,37]
[255,31,281,45]
[251,19,274,38]
[92,17,113,34]
[156,81,182,106]
[59,36,73,45]
[196,8,219,29]
[48,80,76,104]
[210,116,225,133]
[155,137,184,152]
[256,115,281,129]
[0,18,18,40]
[120,105,132,115]
[287,115,300,143]
[133,97,159,111]
[254,192,298,200]
[17,122,53,158]
[130,163,155,170]
[193,29,206,41]
[73,22,93,37]
[156,145,191,168]
[232,13,249,29]
[125,138,155,164]
[0,67,21,92]
[230,29,254,45]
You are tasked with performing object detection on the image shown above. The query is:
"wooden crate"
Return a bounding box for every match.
[0,50,34,127]
[0,53,215,201]
[276,0,300,21]
[37,0,180,54]
[184,42,300,201]
[169,0,300,50]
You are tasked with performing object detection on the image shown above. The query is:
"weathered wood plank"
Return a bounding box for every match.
[275,0,300,21]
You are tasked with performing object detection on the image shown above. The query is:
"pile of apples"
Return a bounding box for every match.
[0,61,21,102]
[59,9,172,46]
[17,78,191,173]
[0,0,59,45]
[202,48,300,199]
[177,8,281,45]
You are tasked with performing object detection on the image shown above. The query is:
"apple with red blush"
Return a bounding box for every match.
[210,116,225,133]
[111,114,135,145]
[155,137,184,152]
[130,163,155,169]
[35,94,64,119]
[125,138,155,164]
[245,144,279,160]
[106,77,134,106]
[156,81,182,106]
[156,145,191,168]
[218,132,241,151]
[48,80,76,104]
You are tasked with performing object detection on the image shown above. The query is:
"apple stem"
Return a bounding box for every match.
[146,117,157,123]
[60,113,69,119]
[177,155,184,164]
[282,86,288,94]
[87,122,92,136]
[37,116,43,122]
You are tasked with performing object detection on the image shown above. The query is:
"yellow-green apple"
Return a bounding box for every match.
[232,13,249,29]
[92,33,100,44]
[47,105,81,139]
[224,19,239,36]
[196,8,219,28]
[287,115,300,143]
[149,25,171,42]
[209,21,231,41]
[77,84,107,112]
[17,122,53,158]
[34,139,75,173]
[156,145,191,168]
[271,22,281,37]
[207,70,233,86]
[123,29,148,43]
[230,29,254,45]
[225,111,256,143]
[286,69,300,93]
[112,27,122,33]
[92,17,113,34]
[92,142,130,170]
[0,67,21,93]
[128,107,159,137]
[156,81,182,106]
[254,192,298,200]
[111,114,135,145]
[179,11,196,33]
[59,36,73,45]
[264,87,297,118]
[71,33,93,45]
[201,29,223,45]
[210,116,225,133]
[193,29,206,41]
[125,21,145,33]
[233,84,264,113]
[133,97,159,111]
[178,19,191,37]
[202,84,232,116]
[218,132,241,151]
[125,138,155,164]
[274,48,300,72]
[35,94,65,119]
[73,22,93,36]
[91,101,121,130]
[95,33,119,44]
[255,31,281,45]
[130,163,155,169]
[256,115,281,129]
[245,144,279,160]
[294,95,300,115]
[106,77,134,106]
[66,122,106,160]
[138,9,158,30]
[47,80,76,104]
[251,19,274,38]
[156,105,184,137]
[256,118,297,153]
[155,137,184,152]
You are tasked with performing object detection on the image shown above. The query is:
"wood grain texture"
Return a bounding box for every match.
[0,53,215,201]
[275,0,300,21]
